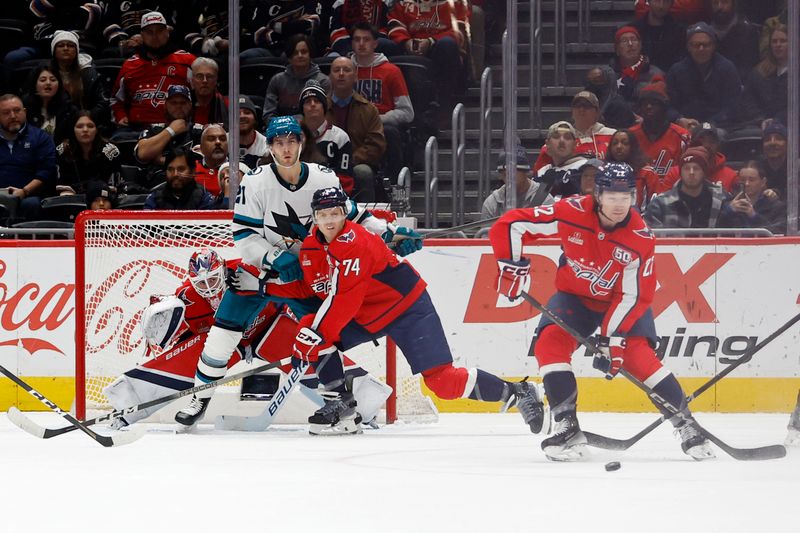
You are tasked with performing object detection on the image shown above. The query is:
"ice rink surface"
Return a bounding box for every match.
[0,412,796,533]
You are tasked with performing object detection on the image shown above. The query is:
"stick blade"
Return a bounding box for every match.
[214,411,274,431]
[7,407,49,438]
[99,425,147,447]
[584,431,633,451]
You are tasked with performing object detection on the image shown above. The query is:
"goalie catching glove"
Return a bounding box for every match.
[592,335,625,380]
[496,258,531,300]
[382,224,423,257]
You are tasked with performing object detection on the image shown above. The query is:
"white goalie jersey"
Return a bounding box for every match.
[231,162,387,268]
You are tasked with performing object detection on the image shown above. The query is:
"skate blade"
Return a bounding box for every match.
[174,423,199,434]
[685,444,716,461]
[309,420,363,436]
[543,443,590,462]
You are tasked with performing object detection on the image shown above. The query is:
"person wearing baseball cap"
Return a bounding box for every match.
[533,121,588,198]
[481,146,554,219]
[643,145,736,229]
[665,20,741,129]
[758,121,788,198]
[612,25,664,103]
[110,11,195,129]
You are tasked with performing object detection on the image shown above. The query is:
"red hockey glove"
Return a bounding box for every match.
[593,335,625,380]
[496,258,531,300]
[291,326,337,369]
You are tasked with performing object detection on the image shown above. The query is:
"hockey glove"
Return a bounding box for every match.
[382,225,424,257]
[226,265,267,297]
[292,326,334,369]
[496,258,531,300]
[593,335,625,380]
[263,249,303,283]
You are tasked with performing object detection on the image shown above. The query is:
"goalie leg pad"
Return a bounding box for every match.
[352,374,393,423]
[422,364,469,400]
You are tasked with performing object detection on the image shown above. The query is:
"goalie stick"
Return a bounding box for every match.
[0,364,145,447]
[214,360,310,431]
[582,309,800,452]
[8,357,292,440]
[519,292,787,461]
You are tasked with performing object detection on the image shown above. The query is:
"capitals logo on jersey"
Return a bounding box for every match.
[337,229,356,243]
[566,258,619,297]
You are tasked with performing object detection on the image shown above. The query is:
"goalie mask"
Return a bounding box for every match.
[188,248,225,299]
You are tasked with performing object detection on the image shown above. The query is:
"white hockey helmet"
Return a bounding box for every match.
[187,248,226,299]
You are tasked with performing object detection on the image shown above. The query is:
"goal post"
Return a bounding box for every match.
[73,210,437,424]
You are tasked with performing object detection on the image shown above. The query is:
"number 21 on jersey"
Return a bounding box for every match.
[235,185,246,205]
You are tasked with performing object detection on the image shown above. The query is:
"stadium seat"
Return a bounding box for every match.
[114,138,140,168]
[721,129,763,164]
[314,56,334,76]
[239,61,286,96]
[389,56,438,133]
[40,195,87,223]
[8,220,74,240]
[11,59,43,94]
[93,58,126,90]
[0,21,26,64]
[117,193,149,210]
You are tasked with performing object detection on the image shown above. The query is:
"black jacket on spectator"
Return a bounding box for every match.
[757,155,787,199]
[144,181,215,210]
[586,65,637,129]
[22,91,78,145]
[739,67,788,127]
[666,52,742,127]
[56,140,121,192]
[716,18,762,82]
[721,194,786,235]
[133,123,203,191]
[631,15,686,72]
[74,67,112,127]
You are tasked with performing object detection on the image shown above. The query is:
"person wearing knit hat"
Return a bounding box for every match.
[51,30,109,124]
[51,31,80,55]
[612,24,664,104]
[85,181,116,211]
[665,16,741,129]
[643,144,737,229]
[759,121,788,198]
[482,147,554,219]
[299,80,329,114]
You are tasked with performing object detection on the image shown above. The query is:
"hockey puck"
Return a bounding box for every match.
[604,461,621,472]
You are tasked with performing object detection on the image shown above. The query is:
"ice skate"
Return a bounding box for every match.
[503,380,550,434]
[676,420,715,460]
[308,390,362,436]
[541,413,588,461]
[174,395,210,426]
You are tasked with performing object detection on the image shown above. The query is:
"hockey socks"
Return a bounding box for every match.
[647,370,691,427]
[542,369,578,421]
[467,369,508,402]
[312,352,347,393]
[194,351,229,399]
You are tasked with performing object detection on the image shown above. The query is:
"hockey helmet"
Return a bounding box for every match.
[594,162,636,195]
[266,115,302,143]
[311,187,349,212]
[187,248,226,299]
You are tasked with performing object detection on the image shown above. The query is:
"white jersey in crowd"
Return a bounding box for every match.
[231,161,386,268]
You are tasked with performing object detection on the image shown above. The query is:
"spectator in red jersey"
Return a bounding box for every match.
[604,129,661,208]
[610,26,664,105]
[739,23,788,128]
[710,0,760,81]
[643,146,736,230]
[191,57,228,129]
[634,0,711,25]
[661,123,738,193]
[630,0,687,72]
[111,12,196,132]
[630,80,690,182]
[533,91,615,173]
[351,22,414,182]
[388,0,470,123]
[326,56,385,202]
[194,124,228,197]
[329,0,401,57]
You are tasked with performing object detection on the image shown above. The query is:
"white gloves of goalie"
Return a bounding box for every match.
[141,295,186,349]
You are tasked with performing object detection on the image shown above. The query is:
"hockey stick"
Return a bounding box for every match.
[518,292,787,461]
[214,360,309,431]
[0,365,145,447]
[8,357,292,440]
[583,310,800,452]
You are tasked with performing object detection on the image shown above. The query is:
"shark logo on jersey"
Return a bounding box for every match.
[266,202,311,246]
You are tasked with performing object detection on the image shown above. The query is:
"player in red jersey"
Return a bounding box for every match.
[290,187,547,435]
[489,162,714,461]
[104,248,391,429]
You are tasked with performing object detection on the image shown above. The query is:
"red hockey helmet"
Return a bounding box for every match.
[187,248,226,299]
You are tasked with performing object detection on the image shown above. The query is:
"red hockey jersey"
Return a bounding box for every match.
[111,49,196,127]
[388,0,470,45]
[489,196,657,337]
[630,122,689,178]
[298,220,426,343]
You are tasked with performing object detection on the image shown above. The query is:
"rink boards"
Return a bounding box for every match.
[0,237,799,413]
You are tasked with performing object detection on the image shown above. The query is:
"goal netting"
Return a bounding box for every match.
[74,210,438,424]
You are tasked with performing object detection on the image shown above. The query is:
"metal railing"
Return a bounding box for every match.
[451,103,466,226]
[477,66,493,212]
[393,166,412,217]
[0,227,74,239]
[577,0,591,44]
[424,136,439,228]
[528,0,542,128]
[789,0,799,234]
[553,0,566,85]
[652,228,774,238]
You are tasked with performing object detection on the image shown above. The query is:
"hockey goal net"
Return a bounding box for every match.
[74,210,437,424]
